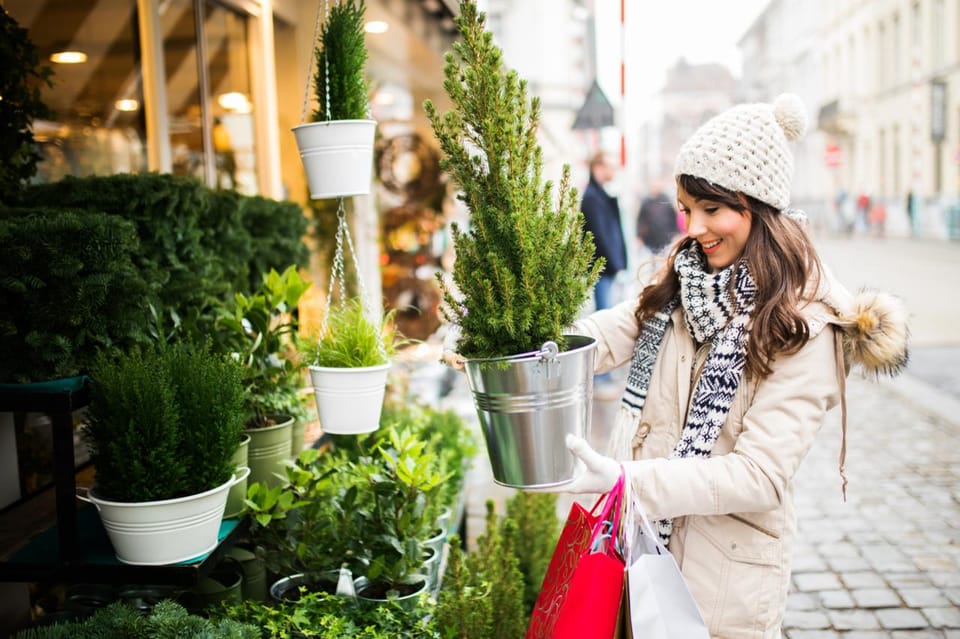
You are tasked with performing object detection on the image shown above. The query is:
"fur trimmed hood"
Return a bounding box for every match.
[816,264,910,377]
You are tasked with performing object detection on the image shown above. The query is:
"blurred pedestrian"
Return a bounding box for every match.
[636,178,679,255]
[537,95,909,637]
[580,151,627,312]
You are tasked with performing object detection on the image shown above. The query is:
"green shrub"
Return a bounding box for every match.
[0,207,151,382]
[14,600,259,639]
[505,491,560,614]
[0,8,52,204]
[241,195,310,291]
[85,343,245,502]
[307,299,399,368]
[313,0,369,122]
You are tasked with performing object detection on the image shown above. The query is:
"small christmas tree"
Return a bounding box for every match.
[425,1,602,360]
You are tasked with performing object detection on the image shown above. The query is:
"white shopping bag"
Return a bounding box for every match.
[620,495,710,639]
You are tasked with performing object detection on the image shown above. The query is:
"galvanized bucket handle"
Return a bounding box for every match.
[504,340,560,362]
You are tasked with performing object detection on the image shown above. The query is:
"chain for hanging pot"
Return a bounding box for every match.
[321,198,387,362]
[300,0,335,125]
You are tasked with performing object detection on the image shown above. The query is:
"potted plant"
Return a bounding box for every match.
[78,343,248,565]
[244,447,366,597]
[304,299,400,435]
[292,0,376,199]
[352,426,446,606]
[424,1,603,488]
[217,265,312,488]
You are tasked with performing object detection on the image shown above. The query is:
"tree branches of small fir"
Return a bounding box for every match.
[424,1,602,360]
[313,0,369,122]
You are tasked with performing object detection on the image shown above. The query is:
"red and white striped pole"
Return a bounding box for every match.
[619,0,626,168]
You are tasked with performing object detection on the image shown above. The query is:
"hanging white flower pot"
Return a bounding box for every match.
[76,467,249,566]
[308,362,390,434]
[292,119,376,199]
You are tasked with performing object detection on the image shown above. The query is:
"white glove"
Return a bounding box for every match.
[524,435,622,494]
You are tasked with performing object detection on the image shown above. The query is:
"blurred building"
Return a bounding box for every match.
[741,0,960,238]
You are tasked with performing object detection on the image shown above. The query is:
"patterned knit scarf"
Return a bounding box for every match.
[621,244,757,544]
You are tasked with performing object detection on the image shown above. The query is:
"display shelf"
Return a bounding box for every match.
[0,507,248,585]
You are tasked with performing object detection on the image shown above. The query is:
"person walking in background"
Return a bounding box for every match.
[636,178,679,255]
[538,95,909,637]
[580,151,627,313]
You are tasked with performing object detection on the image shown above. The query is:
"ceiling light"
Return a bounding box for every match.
[217,91,251,113]
[364,20,388,34]
[50,51,88,64]
[115,99,139,112]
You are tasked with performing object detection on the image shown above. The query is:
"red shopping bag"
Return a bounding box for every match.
[526,474,626,639]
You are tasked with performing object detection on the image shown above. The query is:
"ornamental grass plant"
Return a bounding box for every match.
[424,1,603,360]
[307,298,400,368]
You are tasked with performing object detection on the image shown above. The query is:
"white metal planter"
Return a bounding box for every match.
[76,467,249,565]
[308,363,390,434]
[292,119,376,199]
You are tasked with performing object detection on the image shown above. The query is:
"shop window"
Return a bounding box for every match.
[165,0,258,193]
[6,0,148,183]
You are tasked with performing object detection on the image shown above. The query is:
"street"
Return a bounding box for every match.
[440,235,960,637]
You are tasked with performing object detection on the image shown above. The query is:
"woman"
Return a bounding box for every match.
[558,94,908,637]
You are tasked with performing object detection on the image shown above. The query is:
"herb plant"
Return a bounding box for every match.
[424,1,602,359]
[314,0,369,122]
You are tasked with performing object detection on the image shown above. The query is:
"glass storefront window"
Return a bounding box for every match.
[162,0,257,193]
[6,0,148,183]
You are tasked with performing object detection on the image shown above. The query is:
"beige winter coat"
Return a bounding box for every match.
[571,274,908,639]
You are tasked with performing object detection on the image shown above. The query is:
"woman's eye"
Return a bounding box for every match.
[705,207,719,214]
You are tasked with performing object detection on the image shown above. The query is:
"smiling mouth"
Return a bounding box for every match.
[702,239,721,252]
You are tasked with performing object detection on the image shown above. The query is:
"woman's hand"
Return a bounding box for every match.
[440,349,465,371]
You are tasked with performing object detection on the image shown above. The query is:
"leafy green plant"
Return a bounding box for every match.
[84,343,245,502]
[354,426,447,595]
[0,207,151,383]
[307,298,401,368]
[14,600,259,639]
[314,0,369,122]
[434,502,527,639]
[216,589,437,638]
[424,1,602,359]
[217,265,312,428]
[0,7,52,204]
[245,447,366,580]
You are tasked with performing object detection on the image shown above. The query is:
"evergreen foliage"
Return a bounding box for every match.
[240,195,310,291]
[85,343,245,502]
[434,501,527,638]
[0,8,52,204]
[14,600,259,639]
[0,207,151,382]
[313,0,369,121]
[504,491,561,614]
[424,1,602,359]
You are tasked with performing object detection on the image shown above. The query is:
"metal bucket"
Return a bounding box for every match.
[464,335,596,488]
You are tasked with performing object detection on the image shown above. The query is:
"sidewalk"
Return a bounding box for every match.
[431,362,960,637]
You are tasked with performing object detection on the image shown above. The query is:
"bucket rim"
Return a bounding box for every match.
[464,334,596,365]
[292,119,376,132]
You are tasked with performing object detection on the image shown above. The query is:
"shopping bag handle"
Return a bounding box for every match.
[588,467,626,553]
[622,492,669,561]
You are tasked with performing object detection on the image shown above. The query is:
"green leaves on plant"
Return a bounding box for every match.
[307,298,400,368]
[424,1,602,359]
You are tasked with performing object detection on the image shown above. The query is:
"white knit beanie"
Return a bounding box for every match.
[673,93,807,211]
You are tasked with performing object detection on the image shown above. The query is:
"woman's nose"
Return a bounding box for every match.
[686,210,705,237]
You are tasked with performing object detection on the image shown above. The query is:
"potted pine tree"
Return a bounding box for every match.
[292,0,375,199]
[424,1,603,488]
[305,299,400,434]
[78,343,248,565]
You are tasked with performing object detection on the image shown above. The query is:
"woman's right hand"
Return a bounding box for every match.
[440,349,465,371]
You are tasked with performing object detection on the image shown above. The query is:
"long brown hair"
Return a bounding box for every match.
[635,175,822,379]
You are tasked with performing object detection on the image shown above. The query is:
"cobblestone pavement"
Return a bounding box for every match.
[428,362,960,638]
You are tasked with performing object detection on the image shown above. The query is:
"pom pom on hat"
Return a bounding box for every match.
[674,93,808,210]
[773,93,807,141]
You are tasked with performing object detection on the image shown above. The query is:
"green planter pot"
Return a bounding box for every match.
[290,418,306,457]
[244,415,294,488]
[224,434,250,519]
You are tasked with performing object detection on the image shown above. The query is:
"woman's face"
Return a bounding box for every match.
[677,184,752,272]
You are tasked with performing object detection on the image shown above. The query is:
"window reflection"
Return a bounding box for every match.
[6,0,148,183]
